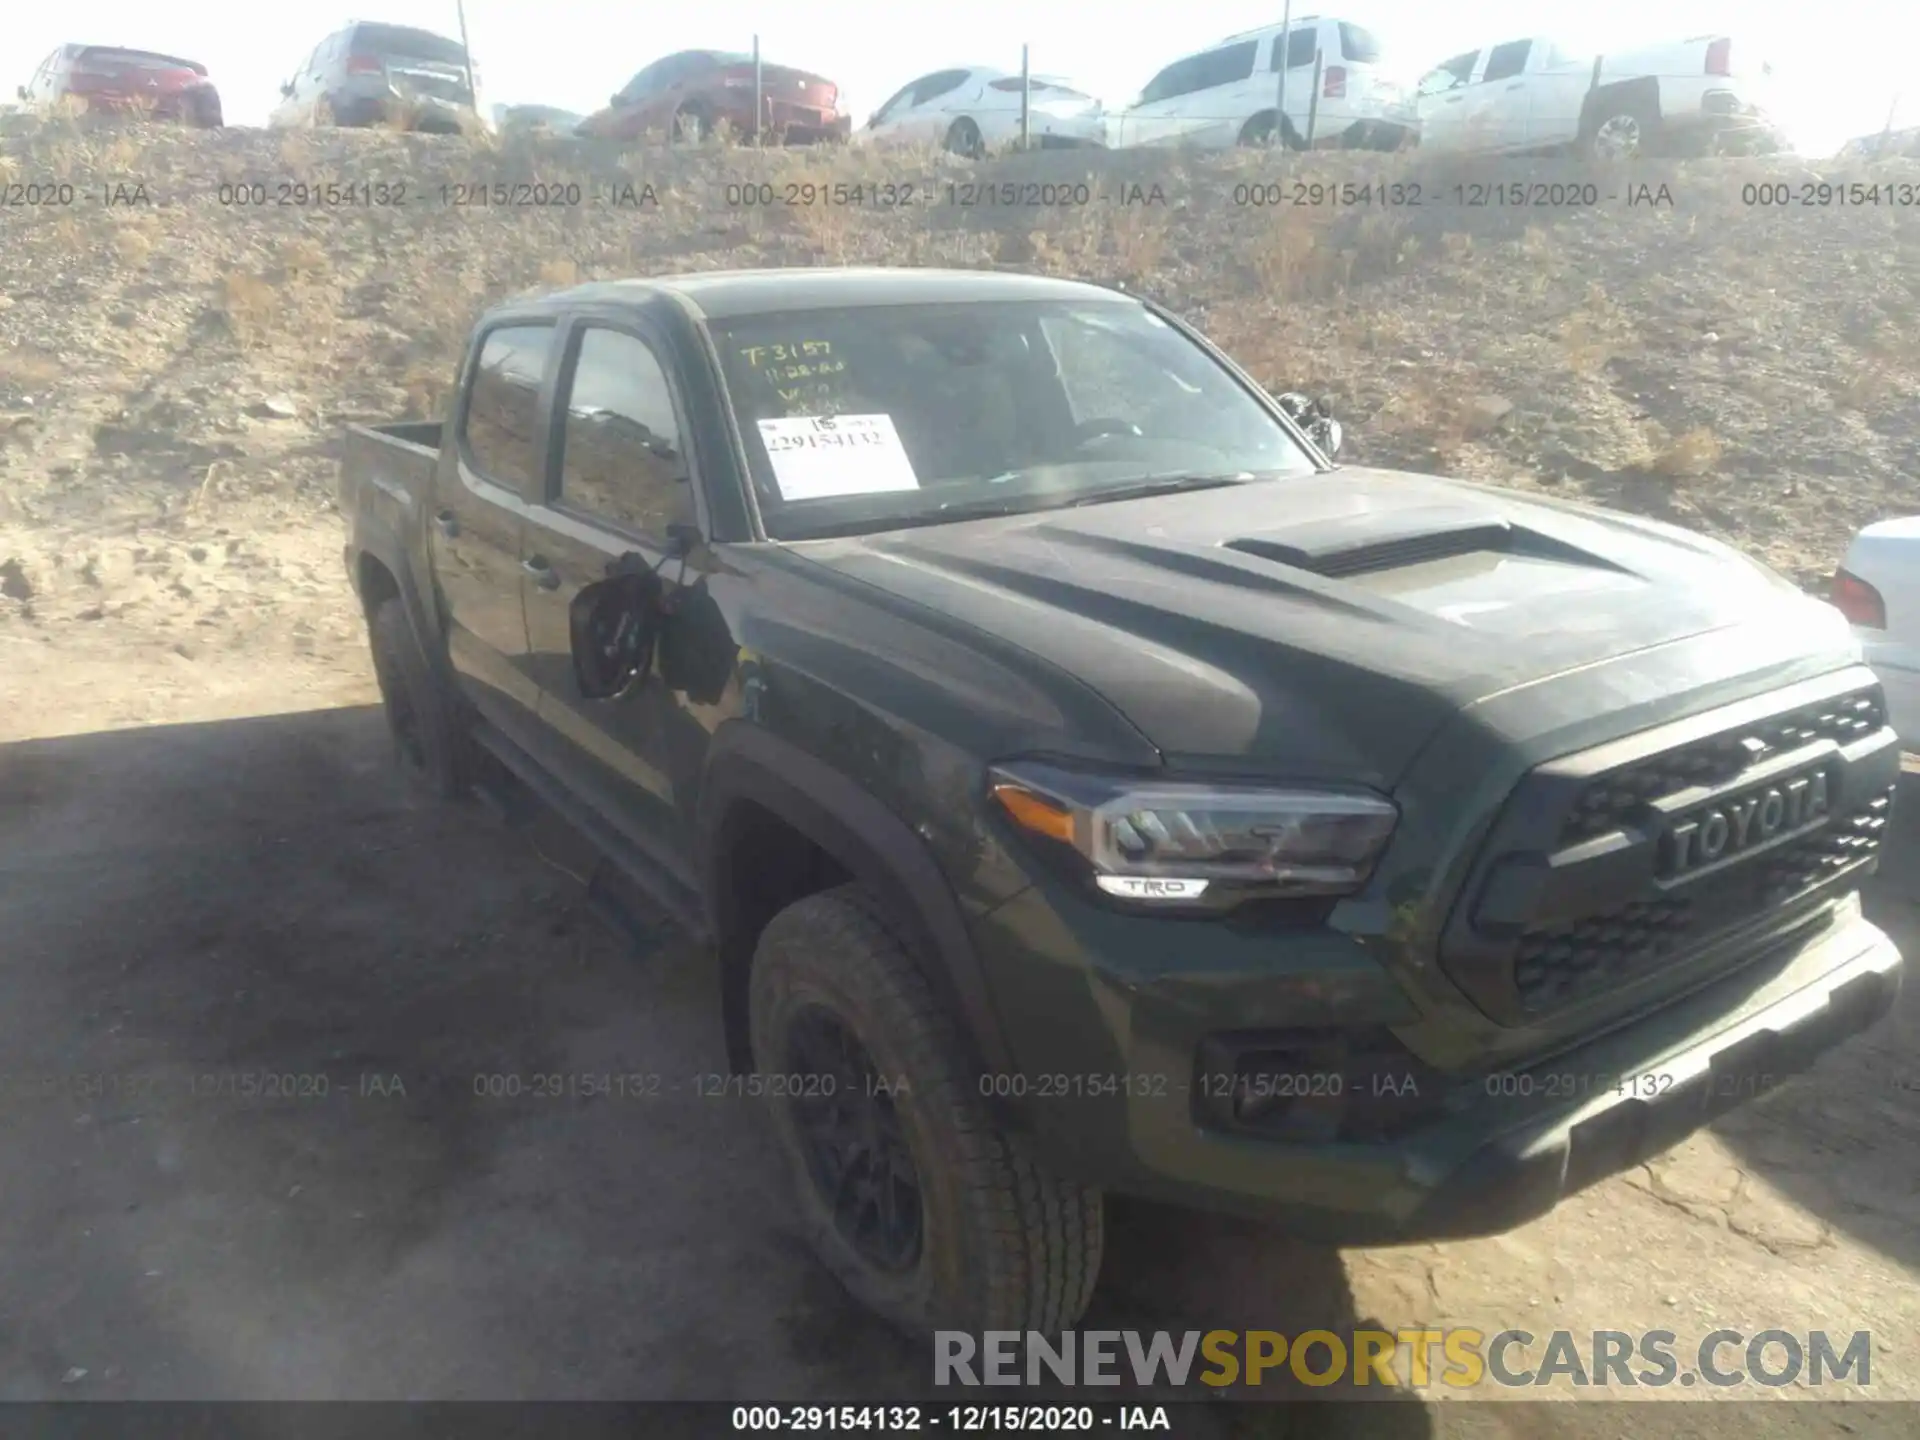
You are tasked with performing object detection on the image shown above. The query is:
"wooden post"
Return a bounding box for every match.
[1274,1,1293,147]
[1306,50,1322,147]
[753,36,763,144]
[1021,45,1031,150]
[454,0,478,121]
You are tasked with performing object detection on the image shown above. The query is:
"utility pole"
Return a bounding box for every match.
[1273,0,1292,147]
[454,0,478,121]
[1877,90,1903,157]
[1021,44,1032,150]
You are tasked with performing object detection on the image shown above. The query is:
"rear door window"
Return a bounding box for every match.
[1194,40,1259,90]
[76,48,206,74]
[1139,55,1205,104]
[913,70,972,105]
[461,324,554,492]
[1338,24,1384,65]
[351,25,468,65]
[1273,29,1319,70]
[1482,40,1532,83]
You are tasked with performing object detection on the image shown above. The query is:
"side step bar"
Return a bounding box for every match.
[468,722,712,945]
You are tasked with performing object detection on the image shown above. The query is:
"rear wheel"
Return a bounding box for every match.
[749,885,1104,1335]
[1238,110,1303,150]
[1582,100,1656,159]
[367,597,474,803]
[944,117,986,159]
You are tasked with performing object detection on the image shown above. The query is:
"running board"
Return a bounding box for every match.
[468,722,712,945]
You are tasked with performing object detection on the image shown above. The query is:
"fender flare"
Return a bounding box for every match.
[348,519,462,699]
[1581,76,1662,130]
[697,722,1020,1092]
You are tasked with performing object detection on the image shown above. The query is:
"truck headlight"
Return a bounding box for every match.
[987,760,1398,908]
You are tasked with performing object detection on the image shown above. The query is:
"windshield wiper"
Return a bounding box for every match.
[1062,471,1262,508]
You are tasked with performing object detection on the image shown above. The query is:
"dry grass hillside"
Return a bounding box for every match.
[2,113,1919,696]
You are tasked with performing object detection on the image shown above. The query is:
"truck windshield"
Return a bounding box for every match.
[709,299,1320,540]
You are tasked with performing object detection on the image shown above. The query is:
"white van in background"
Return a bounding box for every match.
[1107,16,1417,152]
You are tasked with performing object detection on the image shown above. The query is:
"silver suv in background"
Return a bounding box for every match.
[1107,16,1417,151]
[270,22,481,133]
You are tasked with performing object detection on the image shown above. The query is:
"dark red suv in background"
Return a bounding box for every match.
[17,44,223,126]
[578,49,849,143]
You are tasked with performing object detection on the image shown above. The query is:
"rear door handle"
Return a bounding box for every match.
[1505,82,1524,90]
[432,509,459,538]
[522,555,562,590]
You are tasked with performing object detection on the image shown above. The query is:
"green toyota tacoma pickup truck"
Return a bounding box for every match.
[339,266,1903,1336]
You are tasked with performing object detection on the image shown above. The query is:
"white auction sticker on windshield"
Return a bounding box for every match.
[756,414,920,501]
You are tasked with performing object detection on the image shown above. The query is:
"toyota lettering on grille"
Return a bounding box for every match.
[1662,767,1830,879]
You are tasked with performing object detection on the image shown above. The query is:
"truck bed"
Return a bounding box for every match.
[340,421,444,596]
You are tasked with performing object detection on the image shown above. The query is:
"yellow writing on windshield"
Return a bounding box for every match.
[737,339,853,412]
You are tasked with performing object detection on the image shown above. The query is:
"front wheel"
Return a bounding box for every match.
[749,885,1104,1335]
[944,117,986,159]
[1238,111,1304,150]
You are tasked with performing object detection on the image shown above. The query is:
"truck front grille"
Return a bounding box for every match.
[1562,690,1886,844]
[1514,788,1894,1014]
[1439,673,1899,1026]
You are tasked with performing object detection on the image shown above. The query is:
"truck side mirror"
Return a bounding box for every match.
[280,80,295,98]
[569,560,664,700]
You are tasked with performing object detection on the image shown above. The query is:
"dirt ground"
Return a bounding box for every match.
[1,544,1916,1433]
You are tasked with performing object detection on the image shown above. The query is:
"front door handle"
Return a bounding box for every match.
[522,555,562,590]
[1504,82,1524,90]
[433,509,459,538]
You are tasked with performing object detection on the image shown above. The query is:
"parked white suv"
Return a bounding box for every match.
[1107,16,1416,152]
[1416,34,1780,159]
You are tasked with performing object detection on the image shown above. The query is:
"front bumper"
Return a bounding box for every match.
[971,877,1899,1240]
[329,86,474,132]
[1674,93,1784,153]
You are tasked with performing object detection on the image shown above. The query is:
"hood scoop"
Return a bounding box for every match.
[1225,505,1631,581]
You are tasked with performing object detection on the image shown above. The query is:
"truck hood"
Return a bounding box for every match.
[793,466,1831,785]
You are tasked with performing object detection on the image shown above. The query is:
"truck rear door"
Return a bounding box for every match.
[1475,39,1535,151]
[1527,40,1592,149]
[517,312,710,884]
[432,319,551,733]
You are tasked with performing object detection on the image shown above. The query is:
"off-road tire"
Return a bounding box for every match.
[749,884,1104,1336]
[944,117,986,159]
[367,596,474,803]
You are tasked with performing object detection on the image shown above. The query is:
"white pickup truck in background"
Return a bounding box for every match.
[1416,34,1780,158]
[1834,518,1920,752]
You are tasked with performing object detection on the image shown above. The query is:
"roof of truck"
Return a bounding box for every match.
[510,267,1133,321]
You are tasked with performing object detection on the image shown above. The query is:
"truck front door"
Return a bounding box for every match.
[431,319,552,736]
[519,314,711,889]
